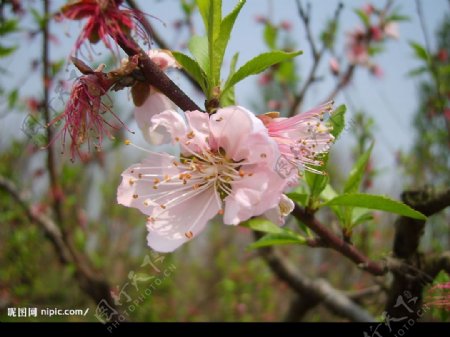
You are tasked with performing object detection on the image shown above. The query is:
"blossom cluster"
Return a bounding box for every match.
[117,51,335,252]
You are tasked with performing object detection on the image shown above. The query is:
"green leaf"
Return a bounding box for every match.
[0,45,17,58]
[214,0,245,85]
[208,0,222,87]
[351,208,374,227]
[264,23,278,49]
[188,35,210,74]
[222,50,302,94]
[329,104,346,139]
[386,13,410,22]
[409,41,429,62]
[196,0,211,32]
[0,19,18,35]
[323,194,427,220]
[354,9,370,27]
[241,218,283,234]
[172,51,208,93]
[220,52,239,106]
[305,160,329,200]
[8,89,18,109]
[249,232,306,249]
[343,142,374,194]
[407,66,428,77]
[287,192,308,206]
[320,184,339,201]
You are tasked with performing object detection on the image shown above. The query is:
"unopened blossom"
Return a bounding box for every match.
[329,57,340,76]
[133,49,180,142]
[61,0,147,55]
[362,3,375,16]
[258,101,335,176]
[370,26,383,42]
[369,63,383,78]
[118,106,289,252]
[346,27,369,65]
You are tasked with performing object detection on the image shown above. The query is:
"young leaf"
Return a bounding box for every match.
[188,35,210,74]
[220,53,239,106]
[323,194,427,220]
[354,9,370,27]
[241,218,283,234]
[264,23,278,49]
[286,192,308,206]
[249,232,306,249]
[409,41,429,62]
[172,51,208,93]
[305,169,329,202]
[343,142,374,194]
[214,0,246,85]
[196,0,211,32]
[222,50,302,94]
[351,208,374,228]
[329,104,346,139]
[208,0,222,86]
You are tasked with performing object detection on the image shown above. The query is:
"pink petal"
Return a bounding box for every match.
[147,49,180,71]
[209,106,267,161]
[146,186,221,252]
[134,92,177,144]
[117,152,180,215]
[223,169,287,225]
[262,194,295,226]
[150,109,187,145]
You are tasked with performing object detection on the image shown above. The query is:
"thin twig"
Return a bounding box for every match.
[290,2,343,116]
[116,34,201,111]
[292,204,387,276]
[125,0,203,92]
[255,233,376,322]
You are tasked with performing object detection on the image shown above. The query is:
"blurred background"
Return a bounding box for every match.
[0,0,449,322]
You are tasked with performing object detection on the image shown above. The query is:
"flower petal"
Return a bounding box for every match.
[262,194,295,226]
[150,109,187,145]
[223,169,286,225]
[134,92,177,144]
[146,186,221,252]
[209,106,267,161]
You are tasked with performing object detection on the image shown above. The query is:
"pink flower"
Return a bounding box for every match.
[258,102,335,176]
[346,27,369,65]
[134,49,180,142]
[370,26,383,42]
[383,22,399,40]
[329,57,340,76]
[48,67,125,160]
[280,20,293,31]
[61,0,147,55]
[117,106,289,252]
[369,64,383,78]
[362,3,375,16]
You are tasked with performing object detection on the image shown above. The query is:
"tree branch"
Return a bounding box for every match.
[116,30,201,112]
[0,175,119,315]
[124,0,203,92]
[386,188,450,320]
[289,1,343,116]
[292,204,387,276]
[254,234,375,322]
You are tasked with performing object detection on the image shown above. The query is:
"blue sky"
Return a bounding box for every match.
[1,0,448,195]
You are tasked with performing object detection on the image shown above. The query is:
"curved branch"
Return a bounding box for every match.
[0,175,119,315]
[292,204,387,276]
[116,34,201,112]
[255,237,375,322]
[125,0,203,92]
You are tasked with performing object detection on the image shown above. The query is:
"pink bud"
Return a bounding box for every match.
[329,57,340,76]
